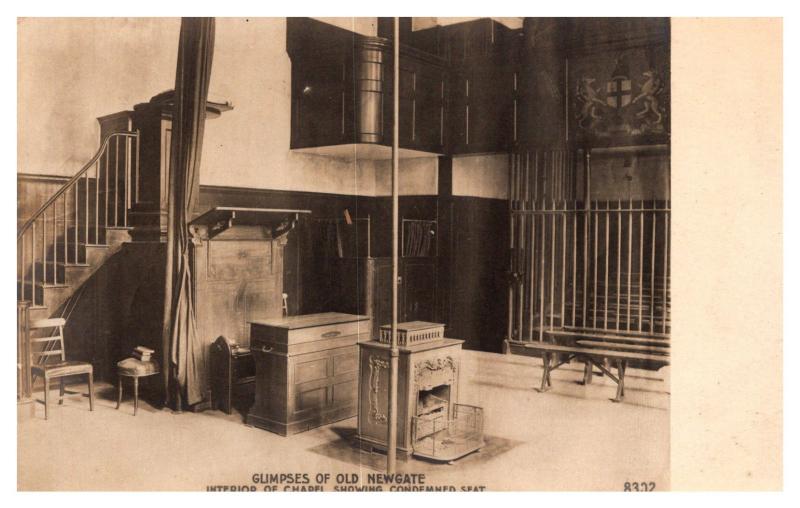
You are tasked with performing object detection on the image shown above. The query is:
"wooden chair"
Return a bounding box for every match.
[29,318,94,420]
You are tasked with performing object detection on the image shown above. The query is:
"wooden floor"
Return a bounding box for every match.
[17,350,669,491]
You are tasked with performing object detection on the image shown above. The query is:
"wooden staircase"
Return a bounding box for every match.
[17,132,139,323]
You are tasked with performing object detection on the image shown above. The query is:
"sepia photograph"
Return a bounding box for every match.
[12,11,785,495]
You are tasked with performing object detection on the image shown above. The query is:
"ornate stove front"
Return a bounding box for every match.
[356,331,469,459]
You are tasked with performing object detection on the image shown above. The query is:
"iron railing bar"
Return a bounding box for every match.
[549,201,555,330]
[627,201,632,331]
[639,203,644,331]
[616,200,621,331]
[561,201,566,327]
[512,207,671,215]
[663,213,669,333]
[651,212,656,333]
[604,203,609,330]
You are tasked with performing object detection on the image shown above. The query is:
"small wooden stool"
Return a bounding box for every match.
[116,358,159,415]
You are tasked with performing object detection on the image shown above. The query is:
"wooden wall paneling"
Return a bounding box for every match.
[447,196,509,352]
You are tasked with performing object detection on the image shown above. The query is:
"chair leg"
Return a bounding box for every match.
[116,375,123,410]
[133,376,139,416]
[88,372,94,412]
[59,378,65,405]
[43,376,49,420]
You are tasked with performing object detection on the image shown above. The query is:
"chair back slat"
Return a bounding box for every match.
[28,320,66,364]
[33,350,63,357]
[30,318,66,329]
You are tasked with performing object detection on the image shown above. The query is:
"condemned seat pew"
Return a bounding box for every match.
[517,340,669,402]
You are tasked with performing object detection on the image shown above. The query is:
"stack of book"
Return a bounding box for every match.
[133,346,155,362]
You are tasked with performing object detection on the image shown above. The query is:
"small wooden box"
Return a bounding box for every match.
[378,321,445,346]
[246,312,370,436]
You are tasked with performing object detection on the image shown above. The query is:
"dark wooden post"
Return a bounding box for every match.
[17,301,32,402]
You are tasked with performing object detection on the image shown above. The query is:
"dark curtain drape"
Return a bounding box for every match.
[162,17,215,408]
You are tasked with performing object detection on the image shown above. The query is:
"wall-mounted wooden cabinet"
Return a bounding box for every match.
[448,66,517,154]
[287,18,448,155]
[287,18,531,157]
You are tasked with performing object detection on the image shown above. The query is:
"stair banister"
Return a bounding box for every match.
[17,131,139,307]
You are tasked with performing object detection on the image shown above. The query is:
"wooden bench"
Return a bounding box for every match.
[513,339,670,403]
[547,328,670,348]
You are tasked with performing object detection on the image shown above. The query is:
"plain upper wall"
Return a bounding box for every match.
[18,17,379,197]
[17,17,492,199]
[18,18,181,177]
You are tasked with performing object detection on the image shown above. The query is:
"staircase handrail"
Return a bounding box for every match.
[17,131,139,241]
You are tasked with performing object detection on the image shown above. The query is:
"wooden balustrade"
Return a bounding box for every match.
[17,132,139,307]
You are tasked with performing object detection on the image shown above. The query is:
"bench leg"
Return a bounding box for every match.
[134,376,139,416]
[583,361,593,385]
[59,378,65,405]
[116,375,123,409]
[88,372,94,412]
[613,360,626,403]
[539,353,551,392]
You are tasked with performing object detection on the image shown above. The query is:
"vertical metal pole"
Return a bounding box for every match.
[386,17,400,475]
[581,150,591,327]
[663,213,669,333]
[507,156,514,342]
[507,153,515,347]
[528,202,536,341]
[517,158,525,339]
